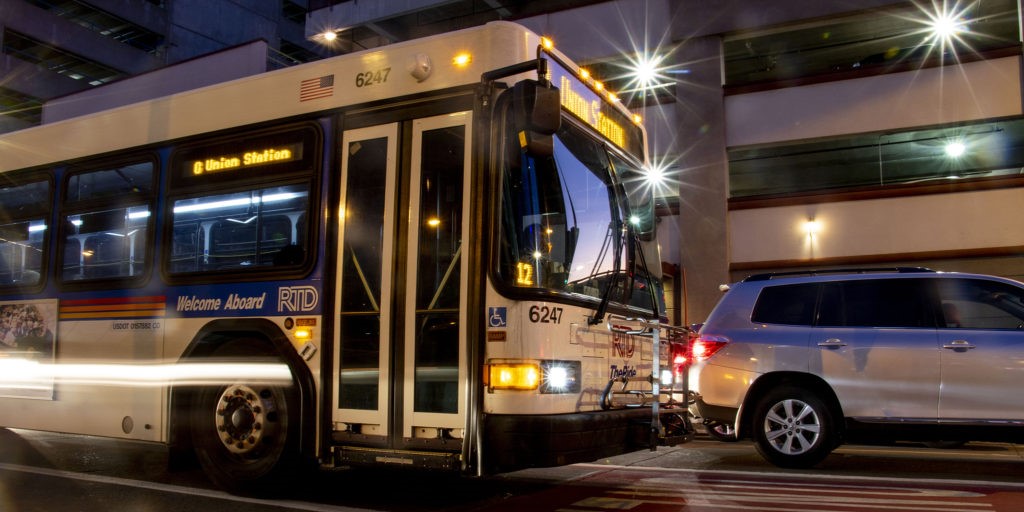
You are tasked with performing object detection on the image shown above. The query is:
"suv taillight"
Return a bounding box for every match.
[690,334,729,362]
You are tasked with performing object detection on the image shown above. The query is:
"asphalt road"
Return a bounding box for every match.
[2,428,1024,511]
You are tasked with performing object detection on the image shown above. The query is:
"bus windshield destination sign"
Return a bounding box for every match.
[546,54,641,155]
[190,142,302,176]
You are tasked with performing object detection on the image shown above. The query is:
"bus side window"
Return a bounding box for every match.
[0,180,50,288]
[0,221,44,285]
[63,207,149,281]
[61,161,154,283]
[169,183,310,274]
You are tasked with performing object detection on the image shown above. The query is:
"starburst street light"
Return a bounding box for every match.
[906,0,975,60]
[620,51,675,98]
[930,11,966,39]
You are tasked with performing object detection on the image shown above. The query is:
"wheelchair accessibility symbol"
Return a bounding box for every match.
[488,307,507,328]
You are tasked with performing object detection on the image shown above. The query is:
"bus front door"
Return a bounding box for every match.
[332,113,471,468]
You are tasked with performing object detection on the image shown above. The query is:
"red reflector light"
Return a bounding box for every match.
[690,335,728,361]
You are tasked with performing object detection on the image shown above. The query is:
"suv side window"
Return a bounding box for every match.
[936,278,1024,329]
[819,278,933,328]
[751,283,818,325]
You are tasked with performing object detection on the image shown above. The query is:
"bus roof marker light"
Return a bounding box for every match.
[452,52,472,67]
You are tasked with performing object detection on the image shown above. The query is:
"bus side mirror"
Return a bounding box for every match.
[513,80,561,157]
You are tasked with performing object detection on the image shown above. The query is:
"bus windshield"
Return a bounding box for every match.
[498,118,662,313]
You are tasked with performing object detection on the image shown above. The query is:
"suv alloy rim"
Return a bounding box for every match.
[763,398,821,455]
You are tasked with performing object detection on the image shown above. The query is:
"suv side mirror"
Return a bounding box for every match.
[512,79,561,157]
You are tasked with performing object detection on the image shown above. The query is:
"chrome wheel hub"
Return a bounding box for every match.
[763,398,821,455]
[214,384,278,455]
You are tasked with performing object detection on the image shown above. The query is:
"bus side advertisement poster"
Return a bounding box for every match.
[0,299,57,400]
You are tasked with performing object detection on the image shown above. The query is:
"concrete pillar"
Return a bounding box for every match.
[671,35,730,325]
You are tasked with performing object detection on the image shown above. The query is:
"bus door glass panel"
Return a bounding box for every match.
[936,278,1024,420]
[403,112,470,436]
[62,162,153,281]
[0,179,48,286]
[169,184,309,273]
[334,124,398,432]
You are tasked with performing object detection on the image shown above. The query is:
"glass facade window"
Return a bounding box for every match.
[24,0,165,54]
[724,0,1020,89]
[730,117,1024,198]
[2,29,126,87]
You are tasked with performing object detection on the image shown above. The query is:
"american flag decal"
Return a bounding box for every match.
[299,75,334,102]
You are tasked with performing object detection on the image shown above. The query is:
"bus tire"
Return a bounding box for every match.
[189,339,301,495]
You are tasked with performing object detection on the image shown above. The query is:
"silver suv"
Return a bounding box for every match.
[688,268,1024,468]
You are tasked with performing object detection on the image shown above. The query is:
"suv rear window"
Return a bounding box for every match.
[751,283,818,325]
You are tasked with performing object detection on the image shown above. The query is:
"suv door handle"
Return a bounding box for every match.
[817,338,846,348]
[943,340,976,350]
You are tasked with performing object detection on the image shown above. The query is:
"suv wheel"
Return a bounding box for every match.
[752,386,835,468]
[704,421,738,442]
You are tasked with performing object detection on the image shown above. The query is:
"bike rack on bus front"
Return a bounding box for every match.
[601,315,694,449]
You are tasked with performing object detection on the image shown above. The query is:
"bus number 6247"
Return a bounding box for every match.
[355,68,391,87]
[529,305,563,324]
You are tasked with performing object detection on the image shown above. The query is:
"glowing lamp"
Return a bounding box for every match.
[488,363,540,390]
[452,52,472,67]
[945,141,966,158]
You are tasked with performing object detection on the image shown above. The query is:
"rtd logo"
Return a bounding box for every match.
[278,286,319,312]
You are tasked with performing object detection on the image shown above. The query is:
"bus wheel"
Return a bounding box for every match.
[190,340,300,495]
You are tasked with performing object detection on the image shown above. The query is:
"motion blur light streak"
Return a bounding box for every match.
[0,358,292,389]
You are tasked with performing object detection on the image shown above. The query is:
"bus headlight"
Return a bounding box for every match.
[540,360,581,394]
[486,360,581,393]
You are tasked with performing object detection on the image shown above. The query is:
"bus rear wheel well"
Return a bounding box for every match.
[167,319,316,477]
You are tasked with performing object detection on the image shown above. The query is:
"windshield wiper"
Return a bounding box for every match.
[588,221,622,325]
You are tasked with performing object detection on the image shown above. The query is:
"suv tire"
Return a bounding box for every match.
[752,386,835,468]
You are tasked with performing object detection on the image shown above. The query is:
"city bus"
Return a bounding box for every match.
[0,21,688,493]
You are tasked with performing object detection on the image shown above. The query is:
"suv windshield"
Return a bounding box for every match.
[496,116,662,314]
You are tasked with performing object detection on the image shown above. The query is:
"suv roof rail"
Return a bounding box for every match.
[743,267,935,282]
